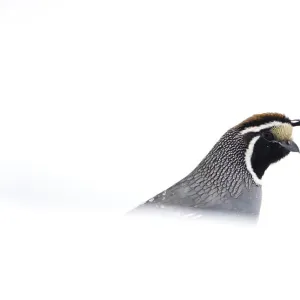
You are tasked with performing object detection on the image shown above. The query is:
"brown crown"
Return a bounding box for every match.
[235,113,291,130]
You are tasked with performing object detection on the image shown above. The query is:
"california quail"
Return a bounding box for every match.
[130,113,300,219]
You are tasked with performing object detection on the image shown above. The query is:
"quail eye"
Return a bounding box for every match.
[262,131,275,141]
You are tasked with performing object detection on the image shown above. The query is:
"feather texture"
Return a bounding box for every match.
[132,128,261,217]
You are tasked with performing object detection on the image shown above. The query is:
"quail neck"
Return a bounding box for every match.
[131,113,300,218]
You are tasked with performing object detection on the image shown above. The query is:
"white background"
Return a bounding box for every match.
[0,0,300,299]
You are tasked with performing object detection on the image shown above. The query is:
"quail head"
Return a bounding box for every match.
[130,113,300,219]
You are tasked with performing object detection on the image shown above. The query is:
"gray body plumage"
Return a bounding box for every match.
[133,128,262,218]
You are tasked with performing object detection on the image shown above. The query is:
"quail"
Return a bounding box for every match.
[130,113,300,220]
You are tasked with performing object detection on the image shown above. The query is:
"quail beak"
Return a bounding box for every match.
[278,140,300,152]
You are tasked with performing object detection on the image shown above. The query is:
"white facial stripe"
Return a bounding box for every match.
[245,136,262,185]
[240,121,287,135]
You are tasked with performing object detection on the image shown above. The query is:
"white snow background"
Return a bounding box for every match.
[0,0,300,299]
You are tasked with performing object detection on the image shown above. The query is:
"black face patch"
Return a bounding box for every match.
[243,132,259,145]
[251,136,290,179]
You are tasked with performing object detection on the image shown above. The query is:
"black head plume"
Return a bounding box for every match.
[291,119,300,127]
